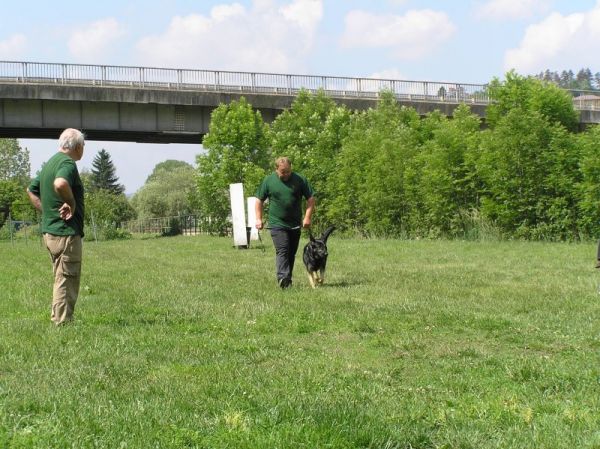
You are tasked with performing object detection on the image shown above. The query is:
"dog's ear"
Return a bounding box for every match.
[309,233,315,242]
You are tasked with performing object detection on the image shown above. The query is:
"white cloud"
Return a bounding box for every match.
[68,18,126,63]
[340,9,456,59]
[504,3,600,74]
[474,0,551,20]
[0,34,27,59]
[135,0,323,73]
[368,68,407,80]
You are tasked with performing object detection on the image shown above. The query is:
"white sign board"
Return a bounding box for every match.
[246,197,259,241]
[229,183,248,247]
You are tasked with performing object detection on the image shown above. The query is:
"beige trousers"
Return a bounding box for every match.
[44,234,82,325]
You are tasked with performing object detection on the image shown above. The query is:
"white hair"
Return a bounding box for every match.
[58,128,85,151]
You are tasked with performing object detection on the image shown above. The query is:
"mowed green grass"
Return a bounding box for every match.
[1,235,600,448]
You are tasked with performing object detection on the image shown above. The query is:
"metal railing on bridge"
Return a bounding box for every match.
[1,60,599,111]
[0,60,489,104]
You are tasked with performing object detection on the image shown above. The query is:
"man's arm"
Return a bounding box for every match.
[303,196,315,228]
[255,198,264,230]
[54,177,76,221]
[27,188,42,212]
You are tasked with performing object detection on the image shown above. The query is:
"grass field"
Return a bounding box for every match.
[1,235,600,448]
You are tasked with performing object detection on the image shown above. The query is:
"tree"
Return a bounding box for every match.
[537,68,599,90]
[145,160,194,184]
[268,89,352,226]
[487,70,579,132]
[326,92,422,236]
[576,126,600,237]
[90,149,125,194]
[0,138,30,184]
[86,189,136,228]
[0,139,32,226]
[475,108,580,239]
[407,105,482,237]
[196,97,270,234]
[131,161,197,219]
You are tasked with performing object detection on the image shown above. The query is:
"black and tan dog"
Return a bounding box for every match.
[302,226,335,288]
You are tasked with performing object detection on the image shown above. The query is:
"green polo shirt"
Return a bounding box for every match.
[256,172,314,229]
[28,152,85,237]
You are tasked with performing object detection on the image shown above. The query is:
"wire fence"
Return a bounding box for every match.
[1,213,217,246]
[0,214,41,245]
[120,214,215,236]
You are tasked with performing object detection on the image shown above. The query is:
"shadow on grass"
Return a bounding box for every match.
[305,279,363,288]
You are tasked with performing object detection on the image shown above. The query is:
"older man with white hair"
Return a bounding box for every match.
[27,128,86,325]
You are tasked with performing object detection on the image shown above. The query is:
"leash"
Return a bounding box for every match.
[257,228,266,253]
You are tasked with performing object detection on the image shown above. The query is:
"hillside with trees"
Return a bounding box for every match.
[536,67,600,91]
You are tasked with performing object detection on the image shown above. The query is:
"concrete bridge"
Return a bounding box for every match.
[0,61,598,143]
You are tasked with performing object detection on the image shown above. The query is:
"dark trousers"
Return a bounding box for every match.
[270,228,301,282]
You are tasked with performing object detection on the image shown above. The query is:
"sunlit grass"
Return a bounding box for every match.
[1,236,600,448]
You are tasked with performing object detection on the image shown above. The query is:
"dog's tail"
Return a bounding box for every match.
[321,225,335,243]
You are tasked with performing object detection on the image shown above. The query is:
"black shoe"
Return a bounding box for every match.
[278,278,292,289]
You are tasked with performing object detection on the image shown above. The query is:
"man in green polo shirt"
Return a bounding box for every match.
[27,128,85,325]
[255,157,315,289]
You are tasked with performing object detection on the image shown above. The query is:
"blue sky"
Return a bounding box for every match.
[2,0,599,193]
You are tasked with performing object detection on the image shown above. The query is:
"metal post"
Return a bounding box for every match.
[8,213,13,245]
[91,211,98,243]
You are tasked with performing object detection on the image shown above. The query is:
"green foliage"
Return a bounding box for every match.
[100,224,132,240]
[131,162,196,220]
[407,105,482,237]
[0,138,30,184]
[475,109,580,239]
[537,67,600,91]
[0,221,41,241]
[86,189,136,229]
[90,149,125,194]
[145,160,194,184]
[269,90,352,225]
[576,126,600,237]
[197,97,270,234]
[185,72,597,241]
[0,180,25,226]
[486,70,579,131]
[326,92,422,236]
[0,139,32,226]
[85,150,133,239]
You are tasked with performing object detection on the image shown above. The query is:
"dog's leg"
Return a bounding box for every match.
[317,268,325,285]
[307,270,316,288]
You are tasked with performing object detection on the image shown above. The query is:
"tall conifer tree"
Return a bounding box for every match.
[90,149,125,194]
